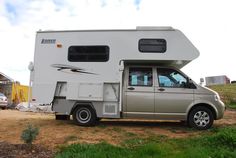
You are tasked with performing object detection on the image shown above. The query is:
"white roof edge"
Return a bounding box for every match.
[136,26,174,31]
[37,26,175,33]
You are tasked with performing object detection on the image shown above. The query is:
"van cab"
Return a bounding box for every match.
[123,65,225,130]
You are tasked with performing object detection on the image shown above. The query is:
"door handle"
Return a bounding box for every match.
[127,87,135,90]
[158,88,165,92]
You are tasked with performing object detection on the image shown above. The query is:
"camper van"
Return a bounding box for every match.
[30,27,225,130]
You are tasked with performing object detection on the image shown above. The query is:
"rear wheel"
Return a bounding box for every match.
[73,105,96,126]
[188,106,214,130]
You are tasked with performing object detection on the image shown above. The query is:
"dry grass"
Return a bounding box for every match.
[0,109,236,151]
[209,84,236,106]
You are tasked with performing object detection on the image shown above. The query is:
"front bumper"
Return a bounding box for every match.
[0,102,8,108]
[216,100,225,119]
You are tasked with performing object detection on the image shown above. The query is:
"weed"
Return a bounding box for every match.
[21,124,39,148]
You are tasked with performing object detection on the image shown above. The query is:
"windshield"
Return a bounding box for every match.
[0,93,5,96]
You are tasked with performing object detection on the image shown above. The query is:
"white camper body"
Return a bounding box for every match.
[32,27,198,116]
[31,27,225,129]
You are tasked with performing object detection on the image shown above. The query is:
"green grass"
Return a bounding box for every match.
[209,84,236,109]
[228,103,236,109]
[97,124,107,129]
[56,126,236,158]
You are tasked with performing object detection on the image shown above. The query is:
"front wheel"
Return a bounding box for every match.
[73,105,96,126]
[188,106,214,130]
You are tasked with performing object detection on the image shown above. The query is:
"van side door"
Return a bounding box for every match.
[155,67,194,119]
[124,67,155,119]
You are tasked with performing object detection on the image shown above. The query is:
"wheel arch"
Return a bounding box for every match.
[187,103,217,120]
[70,102,97,117]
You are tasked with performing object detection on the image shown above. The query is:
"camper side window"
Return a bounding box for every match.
[129,68,153,86]
[68,46,109,62]
[139,39,166,53]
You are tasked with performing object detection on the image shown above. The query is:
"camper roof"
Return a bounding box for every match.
[36,27,199,68]
[37,26,175,33]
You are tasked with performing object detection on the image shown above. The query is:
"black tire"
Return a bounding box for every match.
[55,115,70,120]
[96,117,102,121]
[72,105,96,126]
[188,106,214,130]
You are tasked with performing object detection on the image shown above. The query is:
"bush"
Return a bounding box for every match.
[21,124,39,147]
[231,81,236,84]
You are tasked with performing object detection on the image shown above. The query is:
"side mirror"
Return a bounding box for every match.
[186,78,196,89]
[200,78,204,86]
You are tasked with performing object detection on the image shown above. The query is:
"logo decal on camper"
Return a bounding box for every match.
[51,64,97,75]
[41,39,56,44]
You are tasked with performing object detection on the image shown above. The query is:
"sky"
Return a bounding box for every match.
[0,0,235,85]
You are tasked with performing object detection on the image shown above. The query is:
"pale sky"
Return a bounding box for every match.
[0,0,235,85]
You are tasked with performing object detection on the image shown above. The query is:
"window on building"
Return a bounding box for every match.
[139,39,166,53]
[68,46,109,62]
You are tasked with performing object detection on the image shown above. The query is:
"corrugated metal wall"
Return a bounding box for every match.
[11,83,29,105]
[0,82,29,106]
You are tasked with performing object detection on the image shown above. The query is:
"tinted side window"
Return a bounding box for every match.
[157,68,187,88]
[68,46,109,62]
[129,68,153,86]
[139,39,166,53]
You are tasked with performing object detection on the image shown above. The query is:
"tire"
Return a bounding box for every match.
[96,117,102,121]
[72,105,96,126]
[188,106,214,130]
[55,115,70,120]
[2,107,6,110]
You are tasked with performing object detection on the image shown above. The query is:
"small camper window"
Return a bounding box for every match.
[139,39,166,53]
[68,46,109,62]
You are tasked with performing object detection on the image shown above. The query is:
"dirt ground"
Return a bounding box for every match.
[0,109,236,156]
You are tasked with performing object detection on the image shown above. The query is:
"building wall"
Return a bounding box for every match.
[205,75,230,86]
[11,83,29,105]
